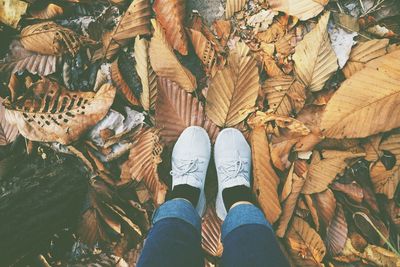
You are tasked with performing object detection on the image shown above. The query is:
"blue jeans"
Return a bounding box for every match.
[137,199,289,267]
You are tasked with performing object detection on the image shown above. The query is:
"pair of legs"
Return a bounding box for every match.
[137,127,289,267]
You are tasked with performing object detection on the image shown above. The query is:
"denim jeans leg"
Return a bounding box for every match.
[221,203,290,267]
[136,199,203,267]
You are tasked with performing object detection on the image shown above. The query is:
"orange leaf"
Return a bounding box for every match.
[201,205,223,257]
[110,59,141,106]
[153,0,188,55]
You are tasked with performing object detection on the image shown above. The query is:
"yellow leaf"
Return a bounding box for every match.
[293,12,338,92]
[149,20,197,92]
[285,217,326,265]
[268,0,328,21]
[134,36,157,110]
[370,161,399,199]
[263,75,306,116]
[250,126,282,223]
[225,0,247,19]
[342,39,389,78]
[0,0,28,28]
[320,50,400,138]
[102,0,151,59]
[206,42,259,127]
[302,150,365,194]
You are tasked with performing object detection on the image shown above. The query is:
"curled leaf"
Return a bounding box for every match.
[29,3,63,20]
[0,98,19,145]
[110,59,141,106]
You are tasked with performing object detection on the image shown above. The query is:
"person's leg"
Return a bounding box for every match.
[214,128,289,267]
[137,126,212,267]
[137,198,203,267]
[221,202,289,267]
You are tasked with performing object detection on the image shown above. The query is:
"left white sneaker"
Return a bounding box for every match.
[170,126,211,217]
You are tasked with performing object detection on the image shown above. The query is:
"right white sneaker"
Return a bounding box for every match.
[214,128,252,221]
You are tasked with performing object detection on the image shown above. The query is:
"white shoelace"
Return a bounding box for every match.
[170,158,203,185]
[218,156,249,183]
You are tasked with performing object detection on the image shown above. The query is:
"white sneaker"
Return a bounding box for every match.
[214,128,251,221]
[170,126,211,217]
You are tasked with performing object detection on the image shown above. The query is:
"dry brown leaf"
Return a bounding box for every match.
[320,50,400,138]
[20,22,95,56]
[250,126,282,224]
[342,39,389,78]
[276,162,306,237]
[271,138,297,171]
[262,55,284,77]
[120,128,167,206]
[155,77,219,144]
[330,181,364,203]
[275,33,296,56]
[302,150,365,194]
[370,161,399,199]
[212,20,231,47]
[293,12,338,92]
[187,28,217,76]
[201,205,223,257]
[268,0,328,21]
[263,75,306,116]
[0,98,19,145]
[225,0,247,19]
[285,216,326,265]
[110,59,141,106]
[153,0,188,55]
[149,20,197,92]
[314,188,336,227]
[206,42,259,127]
[304,194,319,231]
[134,36,157,111]
[29,3,63,19]
[4,79,115,145]
[363,135,383,162]
[0,40,58,77]
[380,133,400,158]
[102,0,151,59]
[0,0,28,28]
[325,203,348,256]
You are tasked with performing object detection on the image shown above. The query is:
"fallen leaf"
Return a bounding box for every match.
[262,75,306,116]
[293,12,338,92]
[4,79,116,144]
[276,163,306,237]
[314,188,336,227]
[342,39,389,78]
[102,0,151,59]
[370,161,399,199]
[187,28,218,76]
[110,59,141,106]
[120,128,167,206]
[29,3,63,20]
[304,194,319,231]
[153,0,188,55]
[21,22,95,56]
[250,125,282,224]
[285,216,326,265]
[0,0,28,28]
[225,0,247,19]
[155,77,219,144]
[325,203,348,256]
[149,19,197,92]
[206,42,259,127]
[134,36,157,111]
[201,205,223,257]
[268,0,328,21]
[0,98,18,145]
[302,150,365,194]
[321,50,400,138]
[330,181,364,203]
[212,19,231,47]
